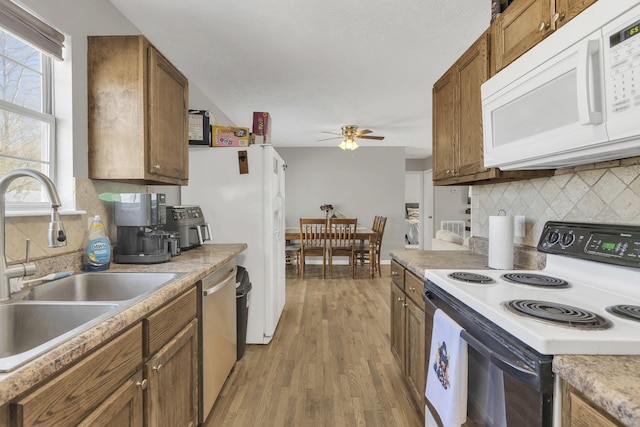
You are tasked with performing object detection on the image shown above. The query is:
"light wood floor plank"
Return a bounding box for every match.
[206,264,423,427]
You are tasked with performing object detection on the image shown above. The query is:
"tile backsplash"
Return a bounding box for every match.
[5,178,146,263]
[472,159,640,248]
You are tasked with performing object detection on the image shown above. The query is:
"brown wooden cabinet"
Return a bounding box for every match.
[11,324,143,426]
[144,288,198,427]
[77,372,144,427]
[88,35,189,185]
[433,30,553,185]
[561,380,624,427]
[433,32,490,184]
[390,260,406,368]
[145,319,198,427]
[493,0,597,73]
[390,260,426,414]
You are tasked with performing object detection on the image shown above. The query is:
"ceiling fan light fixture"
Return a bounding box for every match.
[339,137,358,150]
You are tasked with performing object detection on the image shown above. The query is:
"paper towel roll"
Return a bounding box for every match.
[488,215,514,269]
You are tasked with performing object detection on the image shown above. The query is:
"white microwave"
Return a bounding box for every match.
[481,0,640,170]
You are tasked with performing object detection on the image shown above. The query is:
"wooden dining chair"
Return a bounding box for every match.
[357,216,387,276]
[327,218,358,279]
[299,218,327,279]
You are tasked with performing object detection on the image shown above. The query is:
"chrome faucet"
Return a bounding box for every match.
[0,168,67,301]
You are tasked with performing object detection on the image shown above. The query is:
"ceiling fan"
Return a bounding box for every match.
[318,125,385,150]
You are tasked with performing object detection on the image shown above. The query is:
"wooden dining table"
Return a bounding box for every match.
[285,226,378,278]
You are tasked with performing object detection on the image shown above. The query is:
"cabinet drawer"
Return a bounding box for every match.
[390,260,405,289]
[13,323,142,426]
[145,287,197,356]
[405,271,425,309]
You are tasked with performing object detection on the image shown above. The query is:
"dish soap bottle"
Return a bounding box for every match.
[82,214,111,271]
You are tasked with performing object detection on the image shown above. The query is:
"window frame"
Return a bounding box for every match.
[0,24,57,211]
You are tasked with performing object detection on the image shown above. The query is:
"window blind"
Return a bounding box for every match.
[0,0,64,60]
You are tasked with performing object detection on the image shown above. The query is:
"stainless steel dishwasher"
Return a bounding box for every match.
[200,260,237,423]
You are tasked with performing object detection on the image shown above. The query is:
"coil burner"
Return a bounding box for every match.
[504,300,611,330]
[606,305,640,323]
[447,272,495,284]
[501,273,570,288]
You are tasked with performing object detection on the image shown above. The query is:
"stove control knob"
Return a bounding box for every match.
[561,233,575,246]
[546,231,560,244]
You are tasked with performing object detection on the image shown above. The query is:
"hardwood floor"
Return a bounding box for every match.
[205,264,424,427]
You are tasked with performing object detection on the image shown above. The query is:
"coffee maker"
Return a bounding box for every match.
[114,193,179,264]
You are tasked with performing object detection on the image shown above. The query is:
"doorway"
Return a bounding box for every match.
[405,172,424,249]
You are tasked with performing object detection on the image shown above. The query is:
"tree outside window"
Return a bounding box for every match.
[0,28,55,204]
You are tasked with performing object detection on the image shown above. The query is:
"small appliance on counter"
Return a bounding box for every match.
[114,193,178,264]
[164,205,211,250]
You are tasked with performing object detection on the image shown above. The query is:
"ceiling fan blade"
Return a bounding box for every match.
[358,135,385,140]
[356,129,372,136]
[317,136,342,141]
[321,131,342,136]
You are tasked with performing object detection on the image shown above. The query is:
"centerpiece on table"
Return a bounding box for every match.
[320,204,334,221]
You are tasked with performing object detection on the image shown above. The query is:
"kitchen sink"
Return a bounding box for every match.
[0,271,183,371]
[0,302,119,372]
[24,272,182,302]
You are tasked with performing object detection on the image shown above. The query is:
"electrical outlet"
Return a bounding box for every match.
[514,215,526,238]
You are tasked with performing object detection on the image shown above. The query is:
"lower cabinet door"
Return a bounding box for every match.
[77,371,144,427]
[405,297,426,411]
[145,318,198,427]
[390,282,407,370]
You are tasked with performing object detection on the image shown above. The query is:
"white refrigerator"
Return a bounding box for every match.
[181,144,286,344]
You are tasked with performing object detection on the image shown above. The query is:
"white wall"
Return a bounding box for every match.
[277,147,405,261]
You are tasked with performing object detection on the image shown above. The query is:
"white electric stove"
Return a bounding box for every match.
[425,221,640,356]
[422,221,640,427]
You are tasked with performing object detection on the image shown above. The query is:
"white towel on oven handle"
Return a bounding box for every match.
[425,309,468,427]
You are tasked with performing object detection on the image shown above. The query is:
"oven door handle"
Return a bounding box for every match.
[460,330,540,389]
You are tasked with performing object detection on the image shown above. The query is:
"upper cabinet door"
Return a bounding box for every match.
[493,0,552,73]
[88,36,189,185]
[147,46,189,182]
[432,67,458,181]
[457,33,490,177]
[554,0,598,29]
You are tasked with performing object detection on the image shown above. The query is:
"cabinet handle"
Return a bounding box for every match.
[153,364,163,373]
[391,271,398,276]
[397,297,404,302]
[408,287,416,292]
[153,164,161,170]
[538,21,550,32]
[136,379,148,390]
[552,12,565,23]
[402,303,408,308]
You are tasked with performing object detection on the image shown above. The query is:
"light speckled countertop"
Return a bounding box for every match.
[554,356,640,426]
[389,249,490,277]
[0,243,246,407]
[391,249,640,427]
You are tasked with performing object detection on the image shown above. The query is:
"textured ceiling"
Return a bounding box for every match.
[108,0,490,159]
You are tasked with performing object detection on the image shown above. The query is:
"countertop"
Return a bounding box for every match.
[389,249,490,276]
[0,243,246,407]
[391,249,640,427]
[554,356,640,426]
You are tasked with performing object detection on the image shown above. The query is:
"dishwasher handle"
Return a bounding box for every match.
[203,267,236,297]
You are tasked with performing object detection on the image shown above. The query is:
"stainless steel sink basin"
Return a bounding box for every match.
[0,302,118,372]
[24,272,182,302]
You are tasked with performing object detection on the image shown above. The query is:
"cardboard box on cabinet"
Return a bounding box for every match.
[211,126,250,147]
[252,112,271,144]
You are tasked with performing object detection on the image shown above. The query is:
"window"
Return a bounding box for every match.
[0,28,54,205]
[0,0,65,209]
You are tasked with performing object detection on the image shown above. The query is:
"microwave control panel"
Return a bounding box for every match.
[607,15,640,115]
